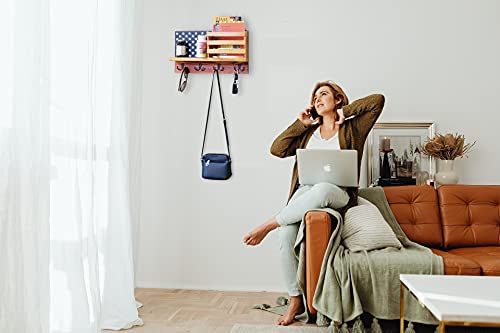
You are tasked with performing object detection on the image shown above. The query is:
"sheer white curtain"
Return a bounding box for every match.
[0,1,50,332]
[0,0,142,332]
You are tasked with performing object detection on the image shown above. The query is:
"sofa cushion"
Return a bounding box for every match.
[430,248,481,275]
[341,198,403,252]
[383,185,443,248]
[438,185,500,249]
[448,247,500,276]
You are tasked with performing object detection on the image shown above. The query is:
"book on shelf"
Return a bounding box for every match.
[213,23,245,32]
[212,16,246,32]
[213,16,243,24]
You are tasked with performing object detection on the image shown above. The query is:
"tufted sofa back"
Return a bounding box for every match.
[383,185,443,248]
[438,185,500,249]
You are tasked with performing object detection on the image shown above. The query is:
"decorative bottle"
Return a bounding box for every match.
[196,35,207,57]
[176,39,187,57]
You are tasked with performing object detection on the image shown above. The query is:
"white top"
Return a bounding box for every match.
[306,127,340,150]
[400,274,500,323]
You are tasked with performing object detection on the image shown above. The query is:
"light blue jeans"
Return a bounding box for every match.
[275,182,349,296]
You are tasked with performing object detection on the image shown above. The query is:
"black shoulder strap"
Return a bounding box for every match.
[201,70,230,158]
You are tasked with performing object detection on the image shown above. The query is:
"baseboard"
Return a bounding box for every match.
[134,281,285,293]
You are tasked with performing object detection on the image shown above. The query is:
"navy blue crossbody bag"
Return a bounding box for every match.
[201,70,232,180]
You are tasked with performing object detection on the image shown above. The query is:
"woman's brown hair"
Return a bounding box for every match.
[310,81,349,108]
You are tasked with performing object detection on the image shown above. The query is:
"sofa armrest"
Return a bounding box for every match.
[305,211,334,315]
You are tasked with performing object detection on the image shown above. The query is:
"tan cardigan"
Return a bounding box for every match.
[270,94,385,211]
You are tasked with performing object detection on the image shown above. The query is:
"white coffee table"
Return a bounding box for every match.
[400,274,500,333]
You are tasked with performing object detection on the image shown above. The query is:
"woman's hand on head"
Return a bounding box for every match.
[298,106,319,127]
[335,108,345,127]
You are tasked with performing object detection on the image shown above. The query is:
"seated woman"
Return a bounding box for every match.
[243,80,385,326]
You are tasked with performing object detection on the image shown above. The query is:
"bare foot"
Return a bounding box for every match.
[242,218,279,246]
[276,295,304,326]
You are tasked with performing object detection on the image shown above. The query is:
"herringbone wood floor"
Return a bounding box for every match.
[106,289,500,333]
[122,288,311,333]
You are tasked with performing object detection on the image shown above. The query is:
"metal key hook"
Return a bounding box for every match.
[176,63,185,71]
[194,63,206,72]
[234,64,245,72]
[213,64,224,72]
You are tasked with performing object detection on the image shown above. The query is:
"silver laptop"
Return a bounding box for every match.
[297,149,358,187]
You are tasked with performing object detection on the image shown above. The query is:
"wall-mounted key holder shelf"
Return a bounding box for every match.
[170,31,249,74]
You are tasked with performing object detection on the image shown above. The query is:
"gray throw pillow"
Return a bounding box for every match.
[341,197,403,252]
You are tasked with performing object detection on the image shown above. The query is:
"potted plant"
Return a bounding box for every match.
[421,133,475,185]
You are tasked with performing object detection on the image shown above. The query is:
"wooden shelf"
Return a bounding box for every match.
[170,31,249,74]
[169,57,247,63]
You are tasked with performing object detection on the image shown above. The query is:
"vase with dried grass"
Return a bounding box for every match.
[421,133,475,185]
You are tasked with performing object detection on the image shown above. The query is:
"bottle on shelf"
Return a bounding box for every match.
[176,39,187,57]
[196,35,207,58]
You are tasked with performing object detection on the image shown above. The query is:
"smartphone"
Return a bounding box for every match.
[310,107,319,119]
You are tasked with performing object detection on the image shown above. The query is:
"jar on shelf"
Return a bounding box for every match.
[176,39,187,57]
[196,35,207,57]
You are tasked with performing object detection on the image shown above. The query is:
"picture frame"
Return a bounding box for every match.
[367,122,435,186]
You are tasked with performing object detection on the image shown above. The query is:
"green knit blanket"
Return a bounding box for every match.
[294,187,443,327]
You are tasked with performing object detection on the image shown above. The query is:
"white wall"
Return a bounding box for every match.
[136,0,500,291]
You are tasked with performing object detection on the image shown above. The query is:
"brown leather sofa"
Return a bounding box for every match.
[305,184,500,314]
